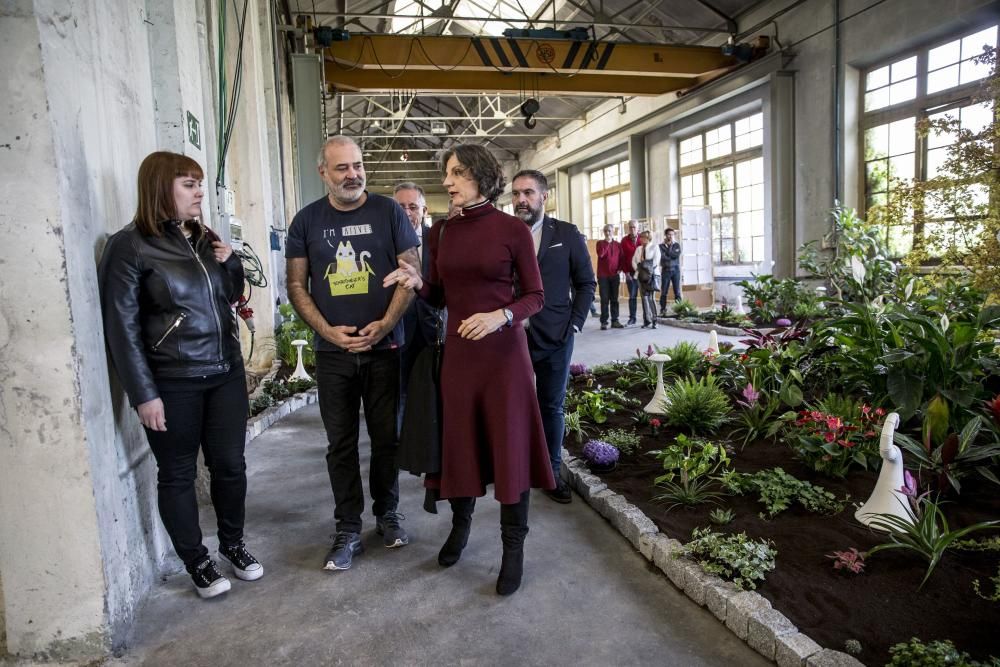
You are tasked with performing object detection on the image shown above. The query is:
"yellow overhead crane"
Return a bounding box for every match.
[323,34,740,96]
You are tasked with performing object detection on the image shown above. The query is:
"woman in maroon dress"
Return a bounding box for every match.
[385,143,554,595]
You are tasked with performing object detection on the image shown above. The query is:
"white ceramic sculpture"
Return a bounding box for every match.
[707,329,719,353]
[643,353,671,414]
[733,293,746,314]
[290,339,312,381]
[855,412,914,529]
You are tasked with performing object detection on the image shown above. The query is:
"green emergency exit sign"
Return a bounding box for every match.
[186,111,201,149]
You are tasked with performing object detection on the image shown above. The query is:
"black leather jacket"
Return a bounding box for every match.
[98,220,245,406]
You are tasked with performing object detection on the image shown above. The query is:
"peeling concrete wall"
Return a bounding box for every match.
[518,0,999,281]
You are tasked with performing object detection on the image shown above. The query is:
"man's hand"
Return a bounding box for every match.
[457,309,508,340]
[321,324,367,351]
[353,319,391,350]
[383,259,423,291]
[137,398,166,431]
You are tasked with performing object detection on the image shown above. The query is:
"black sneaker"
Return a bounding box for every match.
[190,558,231,599]
[324,531,364,571]
[543,479,573,504]
[600,324,608,330]
[219,542,264,581]
[376,511,410,548]
[610,321,625,329]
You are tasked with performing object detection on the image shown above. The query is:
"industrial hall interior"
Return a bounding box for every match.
[3,0,1000,665]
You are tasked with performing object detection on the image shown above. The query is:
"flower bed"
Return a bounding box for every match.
[564,363,1000,666]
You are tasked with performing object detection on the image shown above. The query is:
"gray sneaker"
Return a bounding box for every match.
[376,511,410,548]
[324,531,363,570]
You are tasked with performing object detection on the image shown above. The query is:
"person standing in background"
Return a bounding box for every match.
[619,220,640,326]
[511,170,595,503]
[659,228,682,315]
[596,224,624,330]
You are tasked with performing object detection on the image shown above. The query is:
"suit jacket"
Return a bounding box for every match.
[526,215,597,355]
[403,224,445,351]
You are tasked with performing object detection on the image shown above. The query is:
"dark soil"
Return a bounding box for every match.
[566,373,1000,667]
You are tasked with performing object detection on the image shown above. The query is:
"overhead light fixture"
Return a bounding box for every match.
[475,127,489,137]
[371,119,381,129]
[400,152,409,162]
[503,118,514,128]
[430,121,448,135]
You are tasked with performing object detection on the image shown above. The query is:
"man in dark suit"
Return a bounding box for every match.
[512,170,596,504]
[393,182,444,425]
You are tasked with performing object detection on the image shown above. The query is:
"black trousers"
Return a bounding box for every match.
[144,361,249,570]
[598,275,621,325]
[316,349,401,533]
[659,266,681,307]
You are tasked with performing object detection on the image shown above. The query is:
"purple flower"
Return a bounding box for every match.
[569,363,589,377]
[901,470,918,498]
[582,440,620,466]
[646,345,655,357]
[740,383,760,407]
[775,318,792,327]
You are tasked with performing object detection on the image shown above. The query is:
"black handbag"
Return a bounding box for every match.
[397,222,446,476]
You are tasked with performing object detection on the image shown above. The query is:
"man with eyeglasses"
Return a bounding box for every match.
[394,182,445,429]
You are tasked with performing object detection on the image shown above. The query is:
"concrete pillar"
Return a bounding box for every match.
[768,71,796,278]
[627,135,647,221]
[556,168,572,222]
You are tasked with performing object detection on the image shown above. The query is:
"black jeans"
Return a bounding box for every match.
[660,267,681,307]
[316,349,400,533]
[625,274,639,322]
[144,361,249,570]
[530,336,574,477]
[598,275,621,326]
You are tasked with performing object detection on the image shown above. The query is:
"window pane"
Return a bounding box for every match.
[605,192,619,213]
[887,225,913,256]
[719,215,734,238]
[962,102,993,133]
[590,170,603,192]
[926,146,950,177]
[889,78,917,105]
[929,39,961,70]
[750,210,765,236]
[705,124,733,159]
[720,238,734,263]
[604,164,619,189]
[680,135,704,167]
[751,183,765,210]
[866,159,889,194]
[680,136,701,153]
[865,87,890,111]
[619,160,630,185]
[961,26,998,59]
[865,123,889,158]
[927,63,960,93]
[709,166,733,192]
[960,56,991,85]
[734,112,764,151]
[891,56,917,82]
[591,198,603,216]
[927,111,957,148]
[888,117,915,155]
[867,65,889,90]
[736,185,751,212]
[889,154,915,183]
[752,236,765,263]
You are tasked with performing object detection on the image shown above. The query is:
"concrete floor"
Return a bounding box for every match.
[115,321,762,667]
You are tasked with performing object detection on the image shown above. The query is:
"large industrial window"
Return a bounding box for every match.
[588,160,631,239]
[678,112,765,264]
[862,23,997,257]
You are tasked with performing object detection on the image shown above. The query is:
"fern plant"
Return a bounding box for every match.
[661,341,703,378]
[663,374,731,435]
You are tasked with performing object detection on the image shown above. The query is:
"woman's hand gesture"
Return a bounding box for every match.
[458,309,508,340]
[383,258,423,291]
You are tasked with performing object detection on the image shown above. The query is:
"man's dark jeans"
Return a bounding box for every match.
[531,336,574,478]
[145,361,249,569]
[660,267,681,308]
[316,349,401,533]
[598,275,620,326]
[625,274,639,322]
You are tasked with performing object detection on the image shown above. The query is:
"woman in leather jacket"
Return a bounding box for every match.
[99,151,261,599]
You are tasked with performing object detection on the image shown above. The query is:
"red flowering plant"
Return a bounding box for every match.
[776,397,884,477]
[826,547,866,574]
[649,418,662,437]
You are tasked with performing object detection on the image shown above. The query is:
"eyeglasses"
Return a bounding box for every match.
[403,204,423,212]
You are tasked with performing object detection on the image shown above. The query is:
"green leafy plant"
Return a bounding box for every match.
[731,377,778,449]
[660,341,704,378]
[735,274,813,324]
[868,493,1000,589]
[570,387,625,425]
[681,527,777,590]
[671,299,698,319]
[663,374,731,435]
[888,638,999,667]
[973,564,1000,603]
[709,508,735,525]
[250,377,317,416]
[650,434,730,509]
[274,303,316,370]
[603,428,642,456]
[563,409,593,444]
[721,468,843,519]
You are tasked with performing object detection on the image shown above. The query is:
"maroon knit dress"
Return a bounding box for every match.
[418,201,556,503]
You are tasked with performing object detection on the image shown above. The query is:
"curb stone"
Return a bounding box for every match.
[564,468,838,665]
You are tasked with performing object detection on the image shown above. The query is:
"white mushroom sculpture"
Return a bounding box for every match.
[855,412,913,529]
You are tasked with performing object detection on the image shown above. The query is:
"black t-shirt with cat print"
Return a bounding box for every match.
[286,192,419,352]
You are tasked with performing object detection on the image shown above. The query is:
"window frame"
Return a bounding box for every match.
[677,112,765,265]
[860,23,998,258]
[587,159,631,239]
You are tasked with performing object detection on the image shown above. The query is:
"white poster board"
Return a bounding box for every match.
[680,206,714,288]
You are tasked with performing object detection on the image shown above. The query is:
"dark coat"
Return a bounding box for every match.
[401,224,445,357]
[525,215,597,357]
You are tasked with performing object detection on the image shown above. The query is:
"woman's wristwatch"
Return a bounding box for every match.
[502,308,514,327]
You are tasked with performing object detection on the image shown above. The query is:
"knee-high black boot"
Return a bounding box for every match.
[438,497,476,567]
[497,491,530,595]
